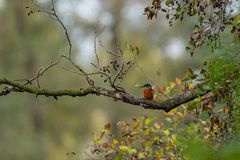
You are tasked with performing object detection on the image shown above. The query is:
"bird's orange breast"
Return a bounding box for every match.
[143,88,154,100]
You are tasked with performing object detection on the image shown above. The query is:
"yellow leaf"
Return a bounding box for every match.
[163,129,170,136]
[132,118,139,129]
[138,152,145,159]
[234,15,239,24]
[169,82,176,89]
[130,131,137,137]
[188,81,194,89]
[119,146,129,152]
[176,112,183,117]
[154,123,161,129]
[93,134,100,144]
[113,138,118,145]
[168,152,175,158]
[128,148,137,154]
[171,134,177,144]
[145,118,153,126]
[223,107,229,113]
[154,136,160,142]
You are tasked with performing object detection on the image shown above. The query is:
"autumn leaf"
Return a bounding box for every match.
[158,85,167,95]
[104,122,111,130]
[135,46,140,55]
[188,81,194,89]
[223,107,230,113]
[132,118,139,129]
[175,77,182,86]
[119,145,129,152]
[145,117,154,126]
[113,138,118,145]
[102,142,113,148]
[169,82,176,89]
[154,123,161,129]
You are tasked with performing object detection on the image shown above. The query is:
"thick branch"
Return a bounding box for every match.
[0,78,209,112]
[118,91,206,112]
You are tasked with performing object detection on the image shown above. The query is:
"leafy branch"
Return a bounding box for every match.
[144,0,240,55]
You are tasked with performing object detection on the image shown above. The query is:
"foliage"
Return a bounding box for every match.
[144,0,240,55]
[87,38,240,159]
[87,47,240,159]
[87,115,186,159]
[87,108,240,159]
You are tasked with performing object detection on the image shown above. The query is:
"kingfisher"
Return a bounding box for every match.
[136,83,155,100]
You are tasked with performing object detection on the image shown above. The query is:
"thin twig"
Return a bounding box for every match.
[61,55,87,76]
[15,56,63,85]
[112,44,125,86]
[106,51,121,57]
[91,63,113,85]
[94,20,100,65]
[37,0,72,60]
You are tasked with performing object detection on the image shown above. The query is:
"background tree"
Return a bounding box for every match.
[0,0,240,159]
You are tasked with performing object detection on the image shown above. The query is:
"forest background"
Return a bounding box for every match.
[0,0,240,159]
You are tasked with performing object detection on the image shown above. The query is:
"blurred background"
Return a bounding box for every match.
[0,0,209,159]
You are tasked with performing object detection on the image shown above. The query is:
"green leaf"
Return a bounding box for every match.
[115,154,123,160]
[200,112,210,121]
[195,87,206,95]
[182,76,191,82]
[191,8,197,16]
[165,0,171,6]
[165,117,173,123]
[128,148,137,154]
[187,99,200,110]
[126,43,134,52]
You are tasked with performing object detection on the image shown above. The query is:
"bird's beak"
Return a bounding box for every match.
[135,84,145,88]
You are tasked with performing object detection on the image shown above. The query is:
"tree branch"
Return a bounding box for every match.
[0,78,209,112]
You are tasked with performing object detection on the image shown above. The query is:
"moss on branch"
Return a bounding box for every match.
[0,78,208,112]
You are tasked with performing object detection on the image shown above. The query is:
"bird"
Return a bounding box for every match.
[136,83,155,100]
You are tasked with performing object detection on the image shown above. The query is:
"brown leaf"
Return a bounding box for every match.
[135,46,140,56]
[104,122,111,130]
